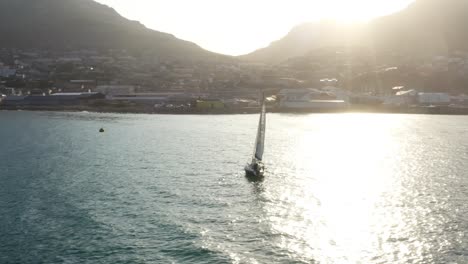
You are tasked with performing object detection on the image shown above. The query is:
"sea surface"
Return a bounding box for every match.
[1,111,468,264]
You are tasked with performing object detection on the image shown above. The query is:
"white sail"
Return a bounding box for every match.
[253,101,266,161]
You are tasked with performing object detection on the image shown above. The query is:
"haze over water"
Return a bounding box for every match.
[1,111,467,263]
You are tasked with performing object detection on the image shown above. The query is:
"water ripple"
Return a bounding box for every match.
[1,112,468,263]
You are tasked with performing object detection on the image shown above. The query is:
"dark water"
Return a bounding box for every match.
[1,111,468,264]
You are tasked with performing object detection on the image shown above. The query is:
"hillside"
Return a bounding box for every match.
[240,21,370,63]
[371,0,468,56]
[242,0,468,63]
[0,0,218,59]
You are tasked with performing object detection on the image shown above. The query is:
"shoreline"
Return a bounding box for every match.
[2,105,468,115]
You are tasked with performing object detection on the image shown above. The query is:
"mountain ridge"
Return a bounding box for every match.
[0,0,221,59]
[241,0,468,63]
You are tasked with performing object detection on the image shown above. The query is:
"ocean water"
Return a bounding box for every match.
[0,111,467,264]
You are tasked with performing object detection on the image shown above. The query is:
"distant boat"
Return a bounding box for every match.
[245,97,266,179]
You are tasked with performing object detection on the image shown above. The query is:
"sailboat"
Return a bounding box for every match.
[245,97,266,178]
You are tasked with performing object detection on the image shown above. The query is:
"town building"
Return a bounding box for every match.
[195,99,225,109]
[278,88,348,110]
[1,92,104,106]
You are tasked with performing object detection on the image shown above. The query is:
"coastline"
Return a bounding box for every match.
[2,105,468,115]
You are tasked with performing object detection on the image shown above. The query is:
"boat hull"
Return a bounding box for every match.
[244,163,264,179]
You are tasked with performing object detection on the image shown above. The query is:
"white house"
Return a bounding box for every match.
[383,89,418,106]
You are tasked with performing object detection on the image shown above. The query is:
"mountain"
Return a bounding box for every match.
[0,0,218,59]
[371,0,468,56]
[242,0,468,63]
[240,21,371,63]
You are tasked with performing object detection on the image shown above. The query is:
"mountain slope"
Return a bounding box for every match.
[242,0,468,63]
[240,21,370,63]
[0,0,217,58]
[371,0,468,56]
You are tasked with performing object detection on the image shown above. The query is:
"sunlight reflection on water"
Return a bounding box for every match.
[259,114,468,263]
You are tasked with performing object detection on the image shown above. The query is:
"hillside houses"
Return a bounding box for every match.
[2,47,468,107]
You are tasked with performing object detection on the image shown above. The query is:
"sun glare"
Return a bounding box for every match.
[265,114,409,262]
[96,0,413,54]
[306,0,412,22]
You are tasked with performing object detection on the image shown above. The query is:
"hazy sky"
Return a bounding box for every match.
[95,0,414,55]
